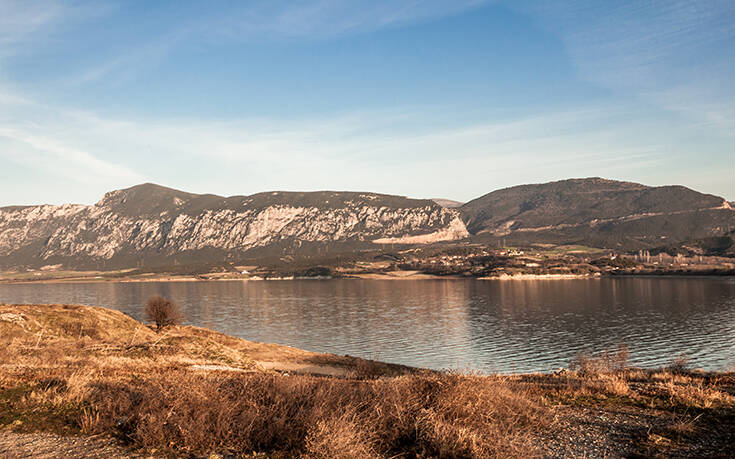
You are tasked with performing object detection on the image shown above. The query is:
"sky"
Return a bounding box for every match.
[1,0,734,206]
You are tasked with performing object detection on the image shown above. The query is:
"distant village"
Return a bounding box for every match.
[329,244,735,279]
[4,243,735,283]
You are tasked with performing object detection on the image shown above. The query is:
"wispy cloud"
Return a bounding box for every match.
[70,33,182,86]
[515,0,735,130]
[0,126,145,186]
[0,0,63,49]
[38,1,491,87]
[209,0,490,41]
[0,88,683,204]
[0,0,111,56]
[0,0,733,206]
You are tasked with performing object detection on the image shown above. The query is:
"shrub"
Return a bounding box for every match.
[145,296,182,331]
[667,354,690,373]
[570,344,629,375]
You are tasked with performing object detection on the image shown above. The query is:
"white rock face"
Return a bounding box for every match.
[0,190,469,266]
[373,216,469,244]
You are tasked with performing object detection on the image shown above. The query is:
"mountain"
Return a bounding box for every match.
[0,184,468,269]
[460,178,735,250]
[2,178,733,270]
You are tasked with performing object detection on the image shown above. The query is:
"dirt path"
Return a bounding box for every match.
[0,431,131,458]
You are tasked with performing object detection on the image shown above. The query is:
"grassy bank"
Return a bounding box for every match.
[1,304,734,457]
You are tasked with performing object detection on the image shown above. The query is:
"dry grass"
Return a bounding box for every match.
[1,304,734,457]
[0,304,552,457]
[73,370,549,457]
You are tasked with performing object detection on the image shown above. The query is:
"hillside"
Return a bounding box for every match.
[1,304,734,457]
[0,184,468,269]
[460,178,735,251]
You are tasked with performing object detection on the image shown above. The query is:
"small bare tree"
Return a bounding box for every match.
[145,296,182,331]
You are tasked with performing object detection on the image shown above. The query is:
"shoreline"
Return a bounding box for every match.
[477,273,600,280]
[1,303,733,457]
[2,270,735,284]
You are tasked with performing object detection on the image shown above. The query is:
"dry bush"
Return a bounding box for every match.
[662,378,733,409]
[570,344,629,375]
[666,354,690,373]
[145,296,182,331]
[409,373,548,457]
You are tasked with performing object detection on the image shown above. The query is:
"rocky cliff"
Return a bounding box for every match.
[0,184,469,269]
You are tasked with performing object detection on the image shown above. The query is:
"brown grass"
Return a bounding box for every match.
[1,304,734,457]
[73,370,549,457]
[0,304,552,457]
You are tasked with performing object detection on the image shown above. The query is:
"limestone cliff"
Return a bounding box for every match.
[0,184,469,269]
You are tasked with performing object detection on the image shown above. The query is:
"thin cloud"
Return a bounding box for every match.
[0,89,679,204]
[60,1,490,87]
[0,0,62,48]
[0,0,112,54]
[0,126,145,185]
[210,0,491,41]
[71,33,183,86]
[515,0,735,130]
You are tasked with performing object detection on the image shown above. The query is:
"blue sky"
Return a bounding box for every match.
[1,0,734,206]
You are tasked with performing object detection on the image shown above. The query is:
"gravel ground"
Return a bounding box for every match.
[0,431,132,458]
[545,405,667,457]
[545,404,735,458]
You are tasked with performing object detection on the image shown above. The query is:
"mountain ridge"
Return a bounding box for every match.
[1,178,733,269]
[460,178,734,251]
[0,184,468,269]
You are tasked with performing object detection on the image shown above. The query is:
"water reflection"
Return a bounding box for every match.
[0,278,733,373]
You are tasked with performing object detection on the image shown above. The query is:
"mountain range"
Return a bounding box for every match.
[1,178,733,269]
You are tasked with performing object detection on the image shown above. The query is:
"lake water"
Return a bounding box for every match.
[1,277,734,373]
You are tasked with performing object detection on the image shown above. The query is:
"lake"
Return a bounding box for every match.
[1,277,734,373]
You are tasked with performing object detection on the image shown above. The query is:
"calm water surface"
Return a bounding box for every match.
[1,278,734,373]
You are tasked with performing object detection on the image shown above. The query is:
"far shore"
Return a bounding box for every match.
[3,269,735,284]
[478,273,601,280]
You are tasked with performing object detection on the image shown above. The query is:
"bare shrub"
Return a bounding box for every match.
[145,296,182,331]
[570,344,629,375]
[667,354,690,373]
